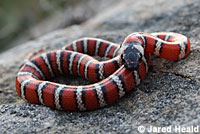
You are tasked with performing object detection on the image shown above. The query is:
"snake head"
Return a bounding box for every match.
[120,42,144,70]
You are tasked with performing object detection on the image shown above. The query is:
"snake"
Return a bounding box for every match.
[16,32,190,111]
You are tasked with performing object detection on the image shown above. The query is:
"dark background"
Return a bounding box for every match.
[0,0,112,53]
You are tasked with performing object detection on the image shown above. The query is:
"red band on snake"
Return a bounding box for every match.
[16,32,190,111]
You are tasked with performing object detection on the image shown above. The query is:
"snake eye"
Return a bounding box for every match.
[120,53,126,65]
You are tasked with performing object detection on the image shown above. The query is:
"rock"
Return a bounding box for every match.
[0,0,200,133]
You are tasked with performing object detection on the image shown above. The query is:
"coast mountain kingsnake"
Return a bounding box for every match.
[16,32,190,111]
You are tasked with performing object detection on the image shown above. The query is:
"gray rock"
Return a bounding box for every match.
[0,0,200,133]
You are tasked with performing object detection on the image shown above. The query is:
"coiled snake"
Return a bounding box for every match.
[16,32,190,111]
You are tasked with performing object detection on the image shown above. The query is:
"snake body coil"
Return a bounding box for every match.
[16,32,190,111]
